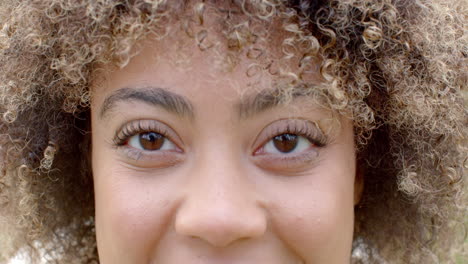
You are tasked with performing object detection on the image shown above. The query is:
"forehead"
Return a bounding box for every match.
[92,4,322,103]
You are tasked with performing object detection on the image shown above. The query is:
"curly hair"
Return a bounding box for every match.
[0,0,466,263]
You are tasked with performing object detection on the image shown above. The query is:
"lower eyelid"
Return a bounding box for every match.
[122,142,182,157]
[118,147,144,161]
[254,147,320,162]
[253,151,321,173]
[117,147,184,168]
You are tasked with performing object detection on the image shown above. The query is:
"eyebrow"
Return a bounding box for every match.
[237,86,314,119]
[99,85,314,120]
[99,87,194,119]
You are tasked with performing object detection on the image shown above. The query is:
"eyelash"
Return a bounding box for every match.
[259,120,328,150]
[113,120,172,147]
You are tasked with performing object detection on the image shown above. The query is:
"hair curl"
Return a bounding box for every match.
[0,0,466,263]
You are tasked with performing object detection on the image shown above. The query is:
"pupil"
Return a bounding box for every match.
[139,132,164,150]
[273,134,298,153]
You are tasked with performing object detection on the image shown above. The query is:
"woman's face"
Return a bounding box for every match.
[91,17,361,264]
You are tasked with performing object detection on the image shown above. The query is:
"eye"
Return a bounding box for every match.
[263,133,313,154]
[128,131,177,151]
[252,119,328,172]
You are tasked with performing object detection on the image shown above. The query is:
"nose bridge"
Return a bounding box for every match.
[174,149,267,247]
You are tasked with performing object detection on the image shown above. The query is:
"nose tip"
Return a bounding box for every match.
[174,194,267,247]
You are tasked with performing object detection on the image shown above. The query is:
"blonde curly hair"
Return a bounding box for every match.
[0,0,466,263]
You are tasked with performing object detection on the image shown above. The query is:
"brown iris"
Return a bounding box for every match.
[273,134,299,153]
[139,132,164,150]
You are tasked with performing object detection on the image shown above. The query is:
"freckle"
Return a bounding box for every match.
[294,215,304,224]
[315,218,322,225]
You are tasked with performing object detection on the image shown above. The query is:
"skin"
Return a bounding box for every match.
[91,16,362,264]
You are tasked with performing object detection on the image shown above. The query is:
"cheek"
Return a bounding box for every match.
[264,165,356,262]
[93,163,180,263]
[272,188,354,262]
